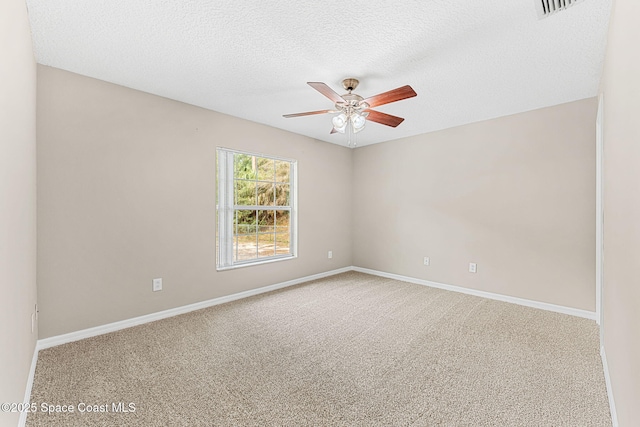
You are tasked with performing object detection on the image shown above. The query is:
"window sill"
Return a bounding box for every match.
[216,254,297,272]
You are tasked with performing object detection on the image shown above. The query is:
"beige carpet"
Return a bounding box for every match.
[27,272,611,426]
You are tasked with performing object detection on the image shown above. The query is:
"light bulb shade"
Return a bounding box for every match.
[351,113,366,133]
[332,113,348,133]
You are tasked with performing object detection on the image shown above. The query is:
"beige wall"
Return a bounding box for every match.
[353,98,597,311]
[600,0,640,425]
[37,67,600,337]
[37,66,352,338]
[0,0,38,425]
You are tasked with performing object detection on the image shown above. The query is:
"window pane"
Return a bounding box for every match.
[256,182,275,206]
[234,154,256,180]
[256,157,274,181]
[234,209,256,233]
[275,160,290,183]
[275,210,289,233]
[236,223,256,235]
[258,233,275,258]
[235,233,257,262]
[234,209,256,262]
[275,184,290,206]
[276,210,290,255]
[257,210,275,233]
[216,215,220,265]
[235,180,256,206]
[276,232,290,255]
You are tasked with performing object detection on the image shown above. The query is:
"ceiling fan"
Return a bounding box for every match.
[283,78,417,145]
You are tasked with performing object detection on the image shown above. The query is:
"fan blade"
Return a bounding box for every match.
[365,110,405,127]
[308,82,345,104]
[362,85,417,108]
[283,109,332,118]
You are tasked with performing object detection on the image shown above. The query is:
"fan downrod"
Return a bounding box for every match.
[341,78,359,93]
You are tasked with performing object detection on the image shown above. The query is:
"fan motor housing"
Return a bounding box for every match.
[336,93,367,111]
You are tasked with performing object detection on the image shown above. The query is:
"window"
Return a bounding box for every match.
[216,148,297,270]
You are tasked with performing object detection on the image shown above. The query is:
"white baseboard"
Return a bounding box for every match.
[37,267,352,350]
[36,265,597,352]
[18,343,39,427]
[352,266,597,320]
[600,346,619,427]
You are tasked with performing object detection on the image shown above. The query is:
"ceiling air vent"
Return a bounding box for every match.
[536,0,587,19]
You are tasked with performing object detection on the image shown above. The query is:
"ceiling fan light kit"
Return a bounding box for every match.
[331,113,348,133]
[284,78,417,147]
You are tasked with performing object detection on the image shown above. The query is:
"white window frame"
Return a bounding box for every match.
[216,147,297,270]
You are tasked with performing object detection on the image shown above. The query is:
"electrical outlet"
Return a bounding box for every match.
[152,278,163,292]
[423,257,430,266]
[469,263,477,273]
[328,251,333,259]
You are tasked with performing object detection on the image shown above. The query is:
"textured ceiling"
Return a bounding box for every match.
[26,0,612,147]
